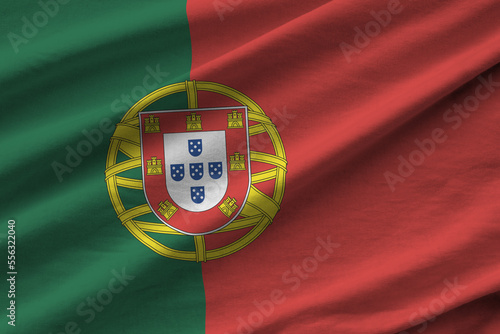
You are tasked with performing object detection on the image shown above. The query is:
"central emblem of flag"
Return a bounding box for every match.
[139,107,251,235]
[105,80,287,261]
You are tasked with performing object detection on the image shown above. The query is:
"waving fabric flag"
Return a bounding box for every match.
[1,0,500,333]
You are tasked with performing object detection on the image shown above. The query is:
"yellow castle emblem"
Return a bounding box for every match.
[158,200,178,220]
[144,115,160,133]
[229,153,246,171]
[218,197,238,217]
[186,112,202,131]
[146,156,163,175]
[227,110,243,129]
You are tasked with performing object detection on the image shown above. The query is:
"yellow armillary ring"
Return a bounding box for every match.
[105,81,287,261]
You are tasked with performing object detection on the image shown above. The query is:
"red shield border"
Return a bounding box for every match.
[139,106,251,235]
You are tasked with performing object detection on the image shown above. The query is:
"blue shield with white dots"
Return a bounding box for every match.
[189,163,204,180]
[191,186,205,204]
[170,164,185,181]
[188,139,202,157]
[208,162,223,179]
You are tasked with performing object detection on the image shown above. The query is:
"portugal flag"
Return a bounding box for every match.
[2,1,500,333]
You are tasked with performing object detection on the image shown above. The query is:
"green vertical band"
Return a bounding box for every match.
[0,1,205,333]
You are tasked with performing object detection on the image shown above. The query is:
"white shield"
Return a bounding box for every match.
[163,131,228,212]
